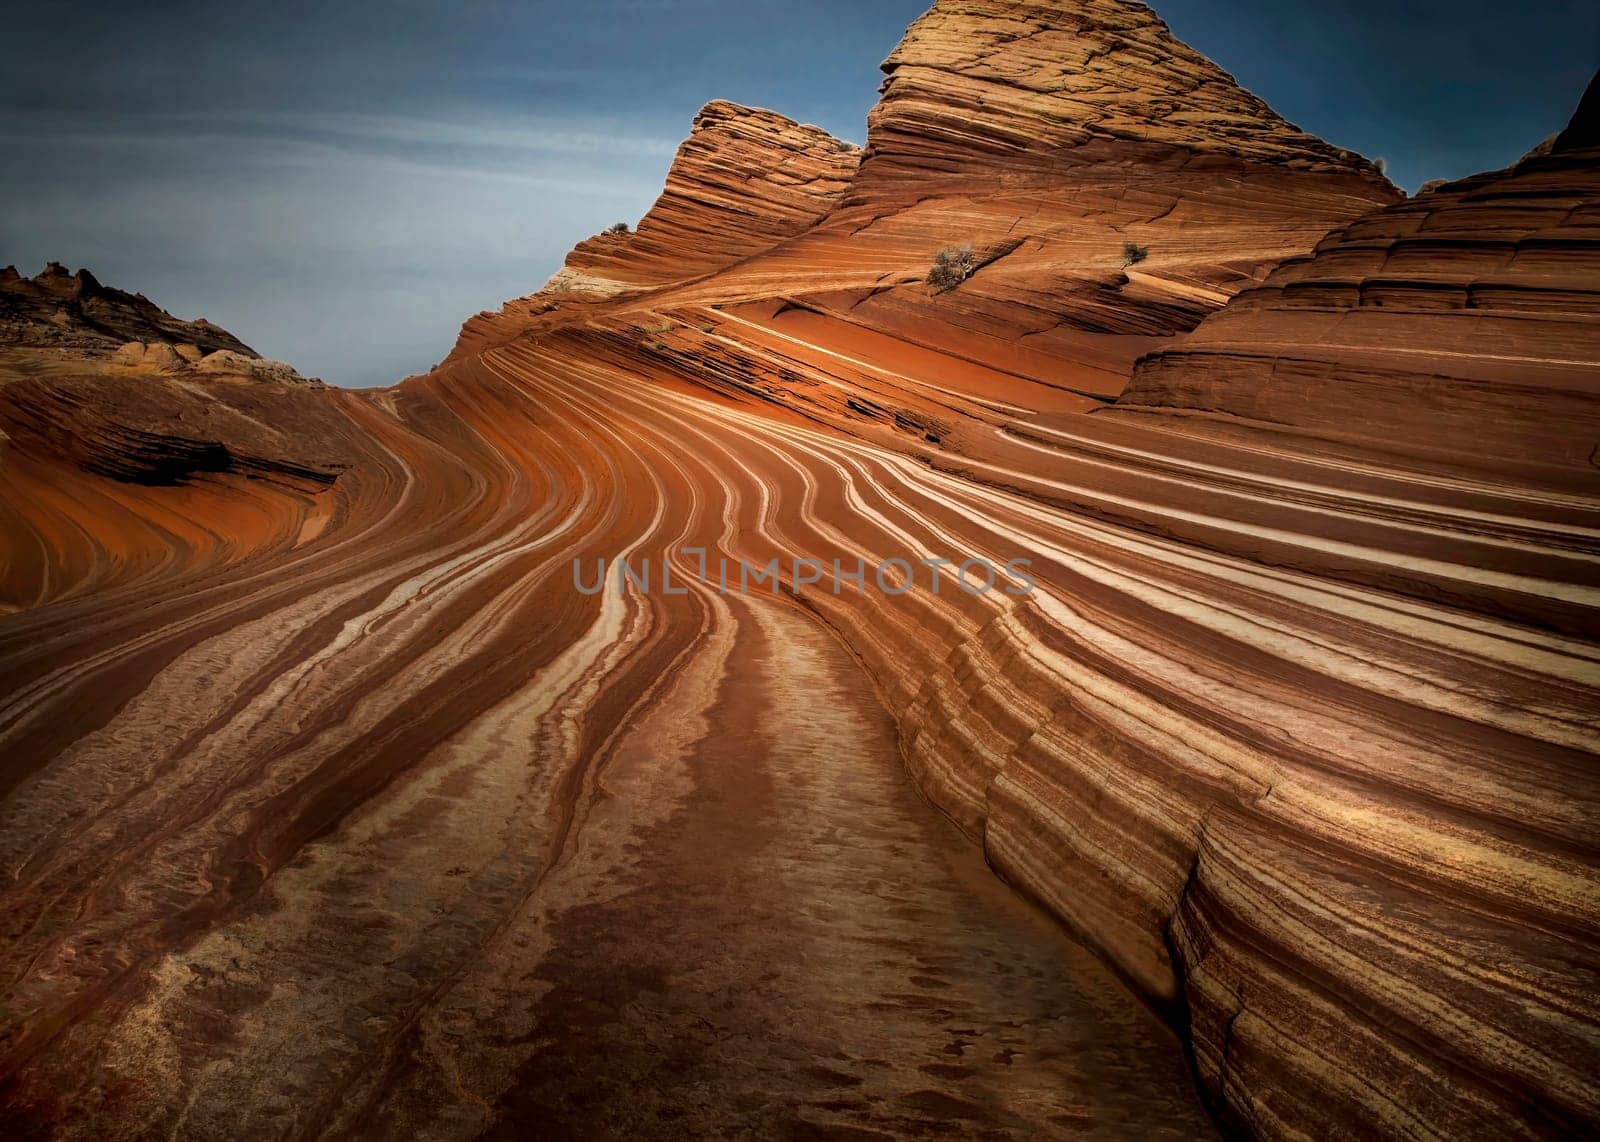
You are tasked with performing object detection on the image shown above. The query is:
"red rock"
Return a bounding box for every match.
[0,3,1594,1140]
[448,100,861,361]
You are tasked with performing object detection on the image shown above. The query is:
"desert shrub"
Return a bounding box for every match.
[605,221,631,234]
[1122,241,1149,267]
[1372,157,1388,175]
[927,244,976,291]
[1417,178,1448,195]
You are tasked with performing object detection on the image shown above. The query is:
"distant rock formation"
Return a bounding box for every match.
[0,267,346,603]
[0,262,258,356]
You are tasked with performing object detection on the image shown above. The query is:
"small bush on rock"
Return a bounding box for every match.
[1122,241,1149,267]
[927,244,976,291]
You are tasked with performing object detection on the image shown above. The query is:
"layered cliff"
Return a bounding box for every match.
[863,0,1384,184]
[0,1,1595,1139]
[1121,142,1600,477]
[448,100,861,360]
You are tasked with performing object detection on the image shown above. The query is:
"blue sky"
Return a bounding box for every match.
[2,1,1594,386]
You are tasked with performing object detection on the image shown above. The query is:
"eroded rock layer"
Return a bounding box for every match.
[450,100,861,360]
[0,267,355,608]
[1,2,1596,1139]
[864,0,1382,182]
[1122,147,1600,475]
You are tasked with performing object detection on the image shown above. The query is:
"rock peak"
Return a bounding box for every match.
[691,99,855,147]
[447,98,862,359]
[565,97,859,290]
[863,0,1391,183]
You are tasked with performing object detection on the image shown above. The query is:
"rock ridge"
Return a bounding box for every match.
[1,263,258,357]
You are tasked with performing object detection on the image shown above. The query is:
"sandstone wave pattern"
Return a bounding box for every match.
[1,1,1596,1139]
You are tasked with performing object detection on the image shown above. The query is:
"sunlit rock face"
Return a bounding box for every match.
[0,1,1595,1138]
[864,0,1385,178]
[447,100,863,361]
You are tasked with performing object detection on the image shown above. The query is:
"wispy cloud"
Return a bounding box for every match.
[0,108,681,159]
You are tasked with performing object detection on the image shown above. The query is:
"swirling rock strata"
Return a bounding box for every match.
[864,0,1383,183]
[0,268,351,607]
[0,2,1596,1140]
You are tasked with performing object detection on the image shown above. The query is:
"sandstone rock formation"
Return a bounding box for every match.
[556,100,862,290]
[0,1,1595,1138]
[864,0,1384,180]
[498,0,1400,430]
[0,267,344,606]
[449,100,862,360]
[1122,145,1600,477]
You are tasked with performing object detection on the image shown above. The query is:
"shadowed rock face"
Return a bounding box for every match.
[0,1,1597,1139]
[1,263,258,356]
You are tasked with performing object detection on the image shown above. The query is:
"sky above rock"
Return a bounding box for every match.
[2,0,1594,386]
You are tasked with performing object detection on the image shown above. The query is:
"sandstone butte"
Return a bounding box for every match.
[0,2,1595,1138]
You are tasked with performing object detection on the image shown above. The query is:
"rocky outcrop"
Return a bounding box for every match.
[193,348,321,385]
[1121,135,1600,478]
[0,365,345,487]
[0,270,348,606]
[562,100,861,289]
[1,263,257,356]
[861,0,1386,185]
[448,101,861,360]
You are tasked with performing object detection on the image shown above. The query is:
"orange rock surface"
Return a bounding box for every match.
[0,1,1595,1138]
